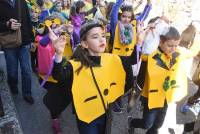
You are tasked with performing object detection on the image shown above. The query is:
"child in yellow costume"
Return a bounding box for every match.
[109,0,151,113]
[110,0,151,56]
[128,26,200,134]
[37,17,73,134]
[45,19,137,134]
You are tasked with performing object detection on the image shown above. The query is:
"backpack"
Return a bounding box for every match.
[37,35,55,75]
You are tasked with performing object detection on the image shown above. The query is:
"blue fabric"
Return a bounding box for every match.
[39,10,50,23]
[76,114,106,134]
[136,4,152,22]
[3,44,32,96]
[40,34,50,47]
[110,0,123,41]
[110,0,152,44]
[131,97,168,134]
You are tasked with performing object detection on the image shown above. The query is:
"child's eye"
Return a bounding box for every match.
[92,36,98,39]
[102,35,106,38]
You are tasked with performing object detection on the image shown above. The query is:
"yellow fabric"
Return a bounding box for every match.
[44,18,61,27]
[112,20,137,56]
[105,32,111,52]
[44,1,53,9]
[39,75,57,83]
[84,1,93,19]
[141,49,188,109]
[70,53,126,123]
[63,35,73,60]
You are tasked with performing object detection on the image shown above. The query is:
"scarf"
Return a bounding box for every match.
[119,22,133,45]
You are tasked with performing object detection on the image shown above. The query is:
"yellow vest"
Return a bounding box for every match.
[63,35,73,60]
[39,35,73,83]
[70,53,126,123]
[112,20,137,56]
[141,49,187,109]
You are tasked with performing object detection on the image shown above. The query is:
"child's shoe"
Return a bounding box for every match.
[52,119,62,134]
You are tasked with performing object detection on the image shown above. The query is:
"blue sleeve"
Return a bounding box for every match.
[39,34,50,47]
[92,0,96,6]
[136,4,152,22]
[110,0,123,40]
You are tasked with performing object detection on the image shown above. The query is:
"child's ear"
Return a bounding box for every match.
[81,41,88,49]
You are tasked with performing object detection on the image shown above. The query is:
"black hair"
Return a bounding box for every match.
[71,19,105,74]
[70,0,85,16]
[121,5,133,13]
[37,0,44,7]
[106,2,115,20]
[160,27,181,43]
[119,5,134,20]
[80,19,104,40]
[148,16,160,24]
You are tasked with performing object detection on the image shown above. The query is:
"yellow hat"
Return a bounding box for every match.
[44,18,61,27]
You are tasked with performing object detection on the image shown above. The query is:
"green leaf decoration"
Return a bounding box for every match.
[170,80,176,86]
[163,81,170,91]
[124,31,129,36]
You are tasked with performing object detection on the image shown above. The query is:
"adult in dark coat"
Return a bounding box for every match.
[0,0,34,104]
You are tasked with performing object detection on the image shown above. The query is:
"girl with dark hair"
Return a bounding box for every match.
[128,26,200,134]
[110,0,151,113]
[37,17,73,134]
[110,0,151,56]
[69,0,97,47]
[45,19,138,134]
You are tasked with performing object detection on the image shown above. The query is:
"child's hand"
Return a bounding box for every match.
[65,24,74,34]
[137,22,153,45]
[48,27,66,56]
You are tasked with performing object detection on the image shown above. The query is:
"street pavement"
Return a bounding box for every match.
[0,51,198,134]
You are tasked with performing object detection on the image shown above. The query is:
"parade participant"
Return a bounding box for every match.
[110,0,151,56]
[37,16,73,134]
[45,19,137,134]
[69,0,97,47]
[128,26,200,134]
[109,0,151,113]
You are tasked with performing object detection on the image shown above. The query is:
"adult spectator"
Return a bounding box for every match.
[0,0,34,104]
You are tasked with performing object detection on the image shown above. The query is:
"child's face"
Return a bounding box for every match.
[64,0,70,7]
[81,27,106,56]
[160,39,180,55]
[120,11,132,24]
[32,11,39,20]
[79,7,85,13]
[56,2,62,12]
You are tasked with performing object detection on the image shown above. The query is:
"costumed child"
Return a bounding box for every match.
[109,0,151,113]
[45,19,139,134]
[29,5,41,72]
[110,0,151,56]
[128,26,200,134]
[37,16,73,134]
[69,0,97,47]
